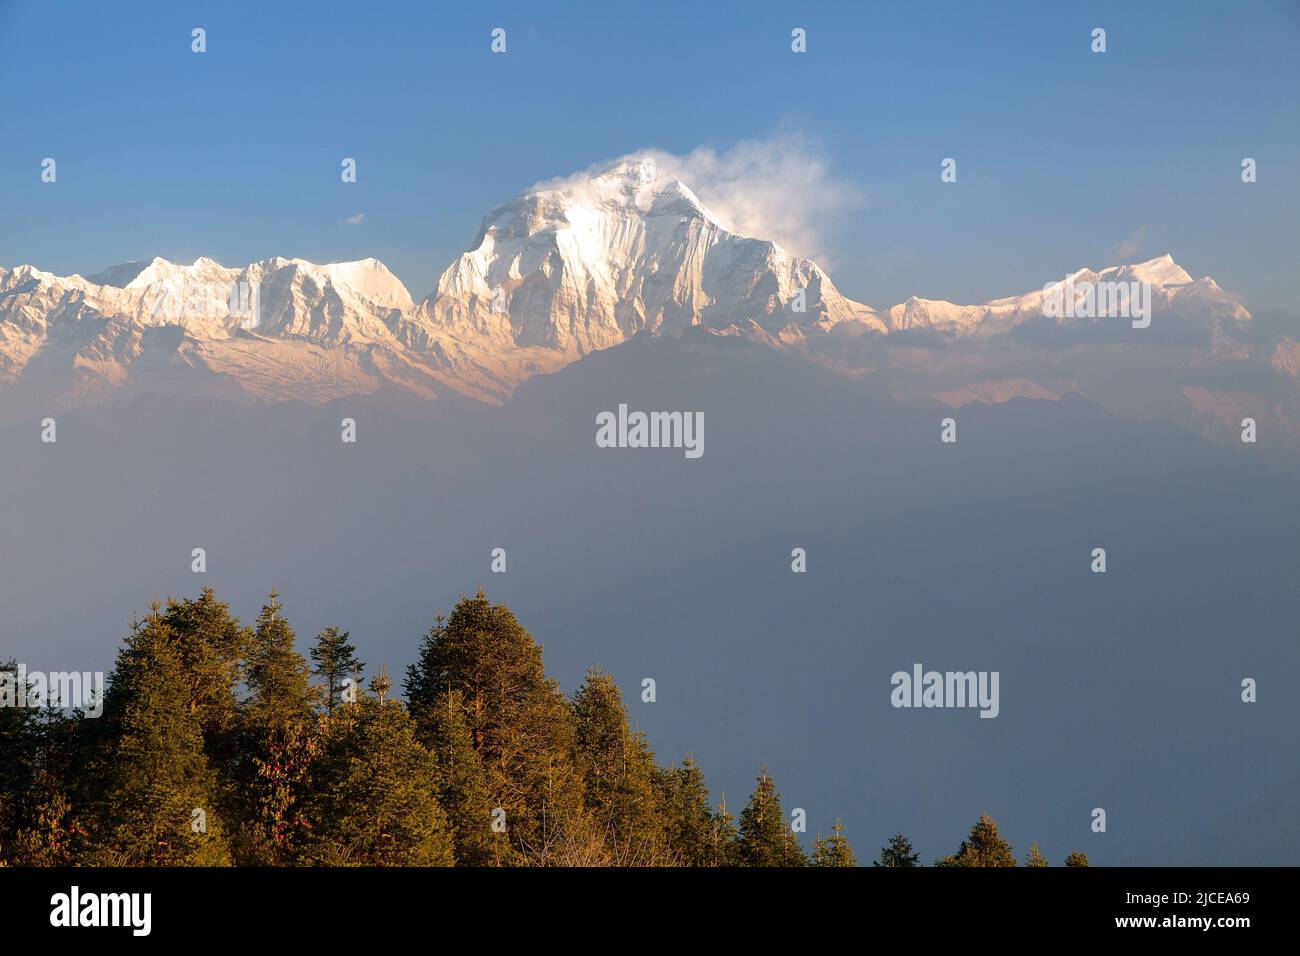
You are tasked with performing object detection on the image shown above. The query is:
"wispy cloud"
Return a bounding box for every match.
[532,133,865,266]
[1111,225,1151,261]
[341,212,366,226]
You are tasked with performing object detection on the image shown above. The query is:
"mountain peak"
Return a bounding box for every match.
[515,155,714,224]
[1120,253,1193,286]
[86,260,153,287]
[592,156,661,188]
[429,156,883,356]
[297,258,412,310]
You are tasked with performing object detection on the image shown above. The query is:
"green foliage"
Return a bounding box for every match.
[654,756,718,866]
[82,606,230,865]
[938,812,1017,867]
[298,681,453,866]
[0,660,41,857]
[707,797,743,867]
[812,819,856,867]
[240,723,318,866]
[161,588,247,756]
[572,667,667,864]
[310,626,364,715]
[875,832,920,867]
[737,769,807,867]
[402,593,587,862]
[1064,850,1090,867]
[244,591,315,733]
[1025,840,1049,867]
[0,664,89,865]
[7,585,1038,869]
[415,688,510,866]
[10,771,86,866]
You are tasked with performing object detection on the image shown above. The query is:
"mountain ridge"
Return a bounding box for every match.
[0,157,1281,436]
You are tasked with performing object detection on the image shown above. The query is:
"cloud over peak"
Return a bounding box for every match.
[533,133,864,267]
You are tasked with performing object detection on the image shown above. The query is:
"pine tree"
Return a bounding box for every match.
[309,626,364,715]
[404,612,447,718]
[708,795,742,867]
[811,819,857,867]
[1064,850,1090,867]
[655,756,716,866]
[228,591,318,863]
[0,660,41,859]
[82,605,230,865]
[572,667,667,864]
[244,591,315,733]
[737,769,807,866]
[299,674,453,866]
[416,688,509,866]
[161,588,247,756]
[938,812,1017,867]
[402,593,587,862]
[1025,840,1049,867]
[875,832,921,867]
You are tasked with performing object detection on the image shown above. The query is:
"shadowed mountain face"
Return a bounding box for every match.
[3,332,1296,865]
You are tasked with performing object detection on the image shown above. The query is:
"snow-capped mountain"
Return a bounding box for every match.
[418,157,885,352]
[0,255,440,411]
[0,157,1272,424]
[887,255,1250,334]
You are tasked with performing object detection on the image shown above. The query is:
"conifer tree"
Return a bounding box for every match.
[404,613,447,719]
[572,667,667,864]
[161,588,248,756]
[811,819,857,867]
[938,812,1017,867]
[309,626,364,715]
[402,593,587,862]
[244,591,315,733]
[737,769,807,866]
[654,756,716,866]
[875,832,921,867]
[708,795,742,867]
[415,688,509,866]
[229,591,317,862]
[299,674,453,866]
[0,660,41,857]
[5,585,1097,871]
[82,606,230,865]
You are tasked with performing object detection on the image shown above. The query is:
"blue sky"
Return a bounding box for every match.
[1,0,1296,309]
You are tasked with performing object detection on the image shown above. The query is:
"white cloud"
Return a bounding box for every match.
[341,213,366,226]
[1111,225,1151,261]
[532,134,864,266]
